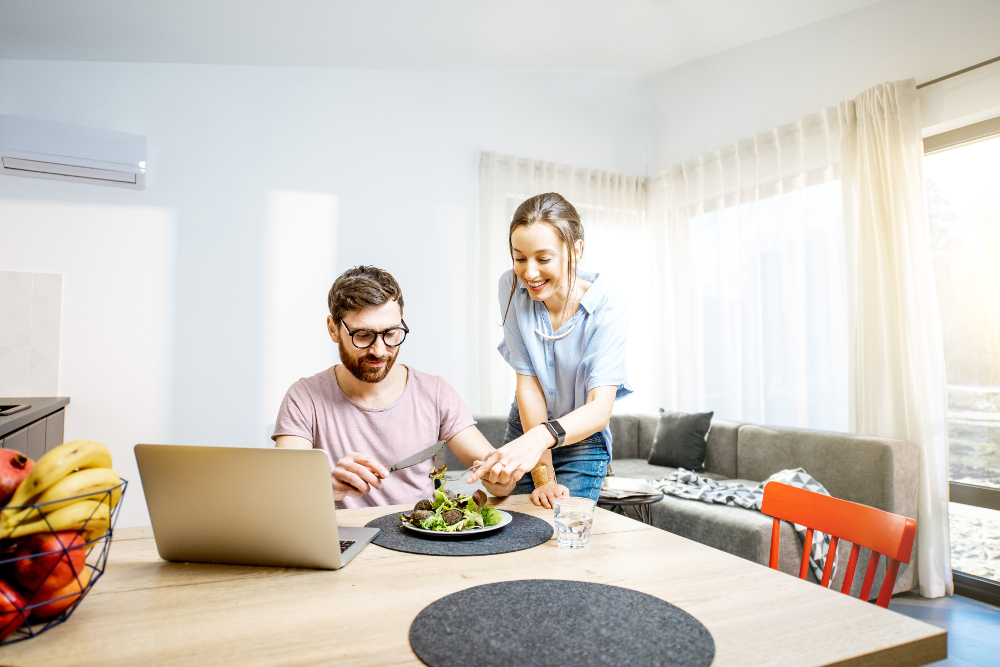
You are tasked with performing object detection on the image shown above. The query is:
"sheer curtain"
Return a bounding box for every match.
[478,152,646,416]
[479,80,950,596]
[839,80,952,598]
[644,80,948,597]
[645,108,848,430]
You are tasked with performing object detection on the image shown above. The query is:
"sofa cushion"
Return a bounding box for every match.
[737,425,901,511]
[648,410,713,471]
[609,458,728,482]
[636,413,659,459]
[649,494,803,575]
[703,420,740,479]
[609,414,640,459]
[632,415,741,478]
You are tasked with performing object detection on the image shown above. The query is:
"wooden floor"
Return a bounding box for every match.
[890,593,1000,666]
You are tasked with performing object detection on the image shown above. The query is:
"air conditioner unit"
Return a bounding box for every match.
[0,114,146,190]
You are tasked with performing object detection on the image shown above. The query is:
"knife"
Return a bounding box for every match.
[386,441,447,474]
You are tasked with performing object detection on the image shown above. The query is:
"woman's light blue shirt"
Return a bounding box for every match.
[497,268,632,456]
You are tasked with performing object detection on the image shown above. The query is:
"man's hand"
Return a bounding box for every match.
[468,426,553,486]
[530,482,569,509]
[481,477,516,498]
[332,452,389,501]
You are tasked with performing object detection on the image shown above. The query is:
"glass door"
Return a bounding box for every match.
[924,118,1000,599]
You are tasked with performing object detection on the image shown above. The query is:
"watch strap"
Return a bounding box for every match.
[543,420,566,448]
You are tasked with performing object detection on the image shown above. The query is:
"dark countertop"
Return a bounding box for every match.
[0,397,70,439]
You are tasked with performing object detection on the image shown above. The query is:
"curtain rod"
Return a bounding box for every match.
[916,55,1000,89]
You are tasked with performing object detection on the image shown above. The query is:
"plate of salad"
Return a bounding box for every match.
[398,466,511,536]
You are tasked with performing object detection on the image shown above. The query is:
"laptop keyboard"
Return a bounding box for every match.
[339,540,356,553]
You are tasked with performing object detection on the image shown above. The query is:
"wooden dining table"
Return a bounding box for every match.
[0,494,945,666]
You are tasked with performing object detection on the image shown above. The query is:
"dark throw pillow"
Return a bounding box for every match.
[647,409,714,471]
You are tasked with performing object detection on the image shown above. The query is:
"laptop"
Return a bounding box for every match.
[134,444,379,569]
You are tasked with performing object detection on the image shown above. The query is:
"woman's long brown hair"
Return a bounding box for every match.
[502,192,585,328]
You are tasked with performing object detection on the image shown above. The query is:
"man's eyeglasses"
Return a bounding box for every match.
[340,319,409,349]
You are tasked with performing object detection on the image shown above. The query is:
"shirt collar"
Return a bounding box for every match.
[576,269,603,314]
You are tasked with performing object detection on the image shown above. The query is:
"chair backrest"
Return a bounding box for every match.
[760,482,916,608]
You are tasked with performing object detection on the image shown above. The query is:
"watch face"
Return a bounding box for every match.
[545,421,565,449]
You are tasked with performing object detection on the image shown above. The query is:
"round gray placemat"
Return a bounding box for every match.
[409,580,715,667]
[364,510,552,556]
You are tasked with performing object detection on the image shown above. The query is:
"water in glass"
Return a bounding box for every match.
[553,497,595,548]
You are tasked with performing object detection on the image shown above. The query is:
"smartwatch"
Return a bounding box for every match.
[542,419,566,449]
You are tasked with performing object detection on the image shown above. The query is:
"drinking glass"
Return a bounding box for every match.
[553,497,596,548]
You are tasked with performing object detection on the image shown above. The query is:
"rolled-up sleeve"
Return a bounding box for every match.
[585,291,632,400]
[497,271,536,376]
[436,377,476,442]
[272,381,316,442]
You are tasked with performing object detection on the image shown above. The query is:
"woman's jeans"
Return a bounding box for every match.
[503,400,610,502]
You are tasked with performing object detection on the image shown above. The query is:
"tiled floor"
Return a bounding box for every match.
[889,592,1000,666]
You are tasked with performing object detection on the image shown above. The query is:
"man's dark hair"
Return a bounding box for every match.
[328,265,404,323]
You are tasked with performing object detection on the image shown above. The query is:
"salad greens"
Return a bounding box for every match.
[399,465,505,532]
[481,506,503,526]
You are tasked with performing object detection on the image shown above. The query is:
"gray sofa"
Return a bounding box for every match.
[457,414,919,595]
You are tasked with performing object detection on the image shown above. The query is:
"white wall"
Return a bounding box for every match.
[647,0,1000,171]
[0,200,175,529]
[0,61,648,525]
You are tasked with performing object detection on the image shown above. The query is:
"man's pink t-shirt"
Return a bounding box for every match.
[271,365,474,509]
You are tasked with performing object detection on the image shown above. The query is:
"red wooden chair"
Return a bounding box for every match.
[760,482,916,608]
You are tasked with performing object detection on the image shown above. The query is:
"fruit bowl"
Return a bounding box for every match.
[0,479,127,645]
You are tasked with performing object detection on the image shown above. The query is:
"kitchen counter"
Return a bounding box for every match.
[0,396,69,439]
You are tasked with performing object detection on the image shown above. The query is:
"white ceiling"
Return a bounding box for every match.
[0,0,885,76]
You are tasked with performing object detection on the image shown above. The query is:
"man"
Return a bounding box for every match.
[273,265,514,507]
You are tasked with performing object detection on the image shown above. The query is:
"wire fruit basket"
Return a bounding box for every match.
[0,480,127,645]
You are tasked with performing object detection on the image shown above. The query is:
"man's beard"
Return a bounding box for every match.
[339,339,399,383]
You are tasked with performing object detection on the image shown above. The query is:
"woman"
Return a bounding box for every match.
[470,192,631,507]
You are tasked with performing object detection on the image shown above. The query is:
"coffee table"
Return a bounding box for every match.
[0,494,946,666]
[598,492,664,524]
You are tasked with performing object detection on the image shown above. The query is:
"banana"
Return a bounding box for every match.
[5,440,112,511]
[2,468,122,530]
[35,468,122,511]
[4,499,110,540]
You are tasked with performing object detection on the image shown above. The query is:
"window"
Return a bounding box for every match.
[662,181,848,428]
[924,115,1000,595]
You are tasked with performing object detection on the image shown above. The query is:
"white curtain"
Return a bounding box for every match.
[631,80,949,596]
[645,108,849,430]
[478,152,646,416]
[839,80,952,598]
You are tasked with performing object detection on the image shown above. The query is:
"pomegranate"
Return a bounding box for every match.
[13,531,87,594]
[0,579,27,640]
[0,452,34,506]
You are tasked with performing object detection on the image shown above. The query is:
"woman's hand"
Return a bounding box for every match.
[468,426,553,486]
[531,482,569,509]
